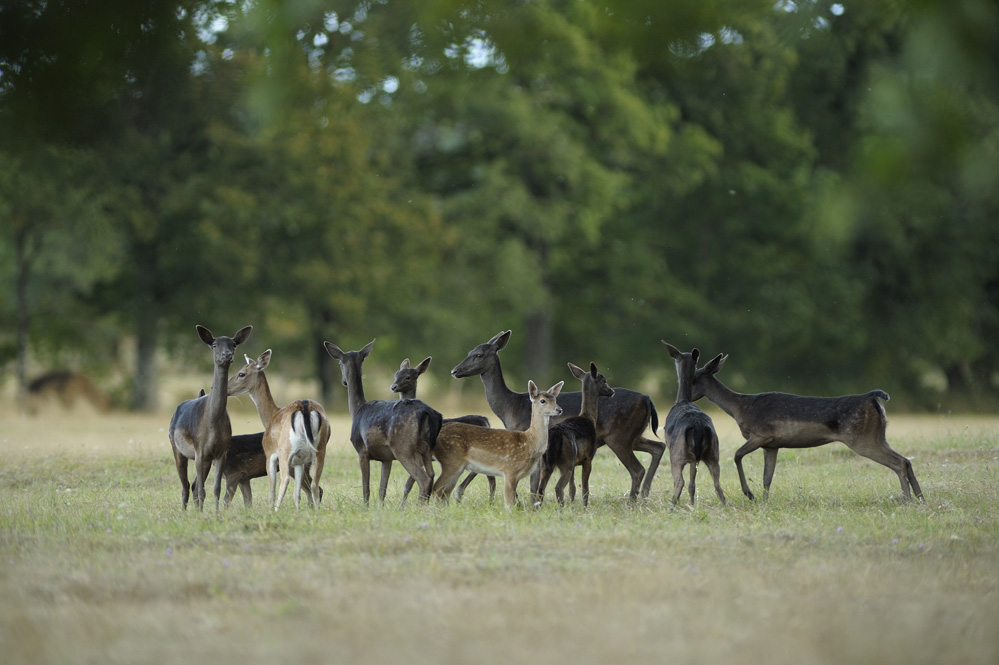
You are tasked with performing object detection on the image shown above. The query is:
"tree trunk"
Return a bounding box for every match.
[14,226,32,408]
[312,306,339,409]
[131,308,159,411]
[524,308,553,383]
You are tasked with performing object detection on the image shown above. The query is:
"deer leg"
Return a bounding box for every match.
[688,462,698,505]
[847,437,920,500]
[238,480,252,507]
[605,439,648,502]
[486,475,496,501]
[670,460,685,506]
[580,459,591,507]
[503,476,519,509]
[534,464,553,505]
[268,453,280,508]
[378,460,393,503]
[762,448,779,497]
[554,465,573,507]
[455,472,476,502]
[402,475,416,503]
[568,470,577,502]
[433,460,465,503]
[733,438,766,500]
[212,456,225,512]
[311,446,326,507]
[194,454,212,511]
[358,450,371,505]
[396,453,433,502]
[635,437,667,499]
[172,449,191,510]
[292,464,305,510]
[707,457,726,506]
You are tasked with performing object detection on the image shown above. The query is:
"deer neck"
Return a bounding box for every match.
[701,375,746,422]
[205,361,231,428]
[675,377,694,405]
[525,408,554,453]
[579,385,599,423]
[479,361,521,428]
[248,373,280,428]
[342,364,367,419]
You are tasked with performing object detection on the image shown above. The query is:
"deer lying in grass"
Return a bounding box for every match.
[226,350,330,510]
[390,356,496,502]
[169,324,252,511]
[451,330,664,501]
[434,380,564,509]
[535,362,613,507]
[324,340,443,504]
[662,343,726,506]
[689,351,923,501]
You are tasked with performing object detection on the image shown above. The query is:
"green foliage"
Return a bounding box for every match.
[1,0,997,409]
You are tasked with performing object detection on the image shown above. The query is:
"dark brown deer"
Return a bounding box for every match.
[390,357,495,501]
[433,380,564,509]
[662,343,725,506]
[226,350,330,509]
[450,330,664,501]
[168,324,252,511]
[689,351,923,501]
[535,362,613,507]
[324,340,443,504]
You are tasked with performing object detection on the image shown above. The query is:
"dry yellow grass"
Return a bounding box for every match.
[1,406,997,665]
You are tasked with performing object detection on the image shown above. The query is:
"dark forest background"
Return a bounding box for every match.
[2,0,997,412]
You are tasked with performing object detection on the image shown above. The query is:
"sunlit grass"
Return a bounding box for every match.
[0,412,997,664]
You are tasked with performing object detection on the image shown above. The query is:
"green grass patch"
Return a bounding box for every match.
[1,415,997,664]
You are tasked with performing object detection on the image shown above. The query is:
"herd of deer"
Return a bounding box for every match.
[168,326,924,513]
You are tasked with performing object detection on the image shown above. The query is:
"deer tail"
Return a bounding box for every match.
[292,401,319,452]
[648,397,660,439]
[690,426,706,462]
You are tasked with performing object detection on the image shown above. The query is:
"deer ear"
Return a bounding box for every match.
[702,353,727,374]
[197,325,215,346]
[662,341,681,360]
[589,362,598,377]
[415,357,432,374]
[549,381,564,397]
[567,362,585,380]
[490,330,512,350]
[399,358,411,370]
[692,348,700,364]
[528,380,539,400]
[233,325,252,345]
[360,339,376,359]
[323,341,344,360]
[257,349,272,370]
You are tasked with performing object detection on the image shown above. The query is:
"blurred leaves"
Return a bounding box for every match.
[1,0,997,409]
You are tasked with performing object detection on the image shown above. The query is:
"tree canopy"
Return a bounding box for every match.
[2,0,997,411]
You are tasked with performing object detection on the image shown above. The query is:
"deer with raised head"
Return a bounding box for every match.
[450,330,665,501]
[535,362,614,507]
[662,343,726,506]
[226,350,330,510]
[324,340,443,504]
[434,380,564,509]
[168,324,252,511]
[689,351,923,501]
[390,357,496,502]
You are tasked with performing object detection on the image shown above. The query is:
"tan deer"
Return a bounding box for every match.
[433,380,564,508]
[227,349,330,510]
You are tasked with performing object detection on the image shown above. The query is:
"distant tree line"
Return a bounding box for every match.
[1,0,997,411]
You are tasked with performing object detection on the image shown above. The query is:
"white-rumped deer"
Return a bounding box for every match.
[689,351,923,501]
[168,324,252,511]
[450,330,664,501]
[662,343,725,506]
[535,362,613,507]
[434,380,564,509]
[390,357,495,502]
[226,350,330,510]
[324,340,443,504]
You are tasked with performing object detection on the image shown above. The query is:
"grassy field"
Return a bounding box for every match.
[1,405,997,665]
